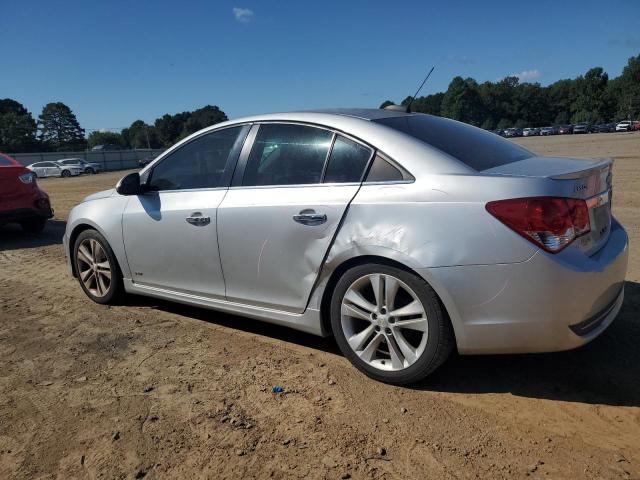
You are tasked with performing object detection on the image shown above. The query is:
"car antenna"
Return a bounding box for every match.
[406,66,435,113]
[384,66,435,113]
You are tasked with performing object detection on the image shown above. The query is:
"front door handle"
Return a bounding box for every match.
[293,211,327,226]
[186,213,210,226]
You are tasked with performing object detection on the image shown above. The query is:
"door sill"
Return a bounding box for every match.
[123,279,325,336]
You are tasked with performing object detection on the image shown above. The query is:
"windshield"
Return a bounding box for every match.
[374,114,533,171]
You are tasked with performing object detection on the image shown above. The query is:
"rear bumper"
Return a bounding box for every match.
[0,206,53,224]
[421,218,629,354]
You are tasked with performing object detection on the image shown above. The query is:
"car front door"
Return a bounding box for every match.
[122,125,249,298]
[217,123,373,313]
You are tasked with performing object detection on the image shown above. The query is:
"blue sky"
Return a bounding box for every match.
[1,0,638,132]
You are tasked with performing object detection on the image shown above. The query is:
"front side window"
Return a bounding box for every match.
[148,126,244,191]
[243,124,333,186]
[323,135,372,183]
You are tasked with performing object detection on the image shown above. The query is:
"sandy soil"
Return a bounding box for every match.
[1,132,639,479]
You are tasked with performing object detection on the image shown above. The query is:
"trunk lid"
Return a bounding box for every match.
[484,156,613,255]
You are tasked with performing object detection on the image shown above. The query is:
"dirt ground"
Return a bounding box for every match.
[1,132,639,479]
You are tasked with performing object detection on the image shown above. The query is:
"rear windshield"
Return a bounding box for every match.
[374,114,534,171]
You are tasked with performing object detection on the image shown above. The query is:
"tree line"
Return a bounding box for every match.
[381,54,640,130]
[2,54,638,153]
[0,101,228,153]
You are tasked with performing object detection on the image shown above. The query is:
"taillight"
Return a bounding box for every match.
[19,172,35,184]
[486,197,590,253]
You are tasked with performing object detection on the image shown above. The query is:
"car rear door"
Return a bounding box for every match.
[122,125,249,299]
[30,163,45,177]
[217,123,374,313]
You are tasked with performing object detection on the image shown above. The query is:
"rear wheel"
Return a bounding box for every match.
[61,170,71,178]
[331,263,453,385]
[20,217,46,233]
[73,230,123,304]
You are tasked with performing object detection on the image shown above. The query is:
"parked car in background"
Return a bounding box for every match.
[573,123,590,134]
[27,161,82,178]
[91,144,122,151]
[57,158,102,174]
[616,121,633,132]
[504,128,523,137]
[595,124,612,133]
[522,127,539,137]
[0,153,53,233]
[558,125,574,134]
[632,121,640,131]
[540,126,555,136]
[64,108,628,385]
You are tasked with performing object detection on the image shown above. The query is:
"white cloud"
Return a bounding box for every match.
[233,7,254,23]
[512,69,541,82]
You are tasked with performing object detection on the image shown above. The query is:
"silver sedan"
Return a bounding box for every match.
[63,108,628,384]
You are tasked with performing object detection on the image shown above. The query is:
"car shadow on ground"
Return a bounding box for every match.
[134,280,640,407]
[0,219,66,251]
[127,295,341,355]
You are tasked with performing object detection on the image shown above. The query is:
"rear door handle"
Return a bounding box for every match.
[186,213,210,226]
[293,211,327,226]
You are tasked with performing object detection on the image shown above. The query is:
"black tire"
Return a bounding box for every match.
[32,172,38,178]
[330,263,454,385]
[20,217,47,234]
[61,170,71,178]
[86,168,95,175]
[73,229,124,305]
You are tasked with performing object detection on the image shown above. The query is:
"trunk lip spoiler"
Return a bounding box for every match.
[548,157,613,180]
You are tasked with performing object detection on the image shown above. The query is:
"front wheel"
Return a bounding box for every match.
[61,170,71,177]
[330,264,454,385]
[85,168,95,174]
[73,230,123,304]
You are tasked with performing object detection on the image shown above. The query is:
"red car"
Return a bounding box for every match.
[0,152,53,233]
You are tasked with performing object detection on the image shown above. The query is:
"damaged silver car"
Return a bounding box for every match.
[64,108,628,384]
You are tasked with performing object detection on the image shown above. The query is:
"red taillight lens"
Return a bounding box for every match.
[486,197,591,253]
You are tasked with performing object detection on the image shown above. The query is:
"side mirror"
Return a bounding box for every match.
[116,172,142,196]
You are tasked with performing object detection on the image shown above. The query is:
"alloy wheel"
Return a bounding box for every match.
[76,238,112,298]
[340,273,429,371]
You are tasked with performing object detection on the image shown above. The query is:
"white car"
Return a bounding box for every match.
[56,158,102,174]
[27,161,82,178]
[615,121,633,132]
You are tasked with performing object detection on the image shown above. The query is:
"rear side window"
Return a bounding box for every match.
[365,155,405,182]
[323,135,372,183]
[148,126,244,191]
[243,124,332,186]
[374,115,533,171]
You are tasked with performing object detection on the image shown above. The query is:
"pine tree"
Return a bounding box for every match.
[37,102,86,151]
